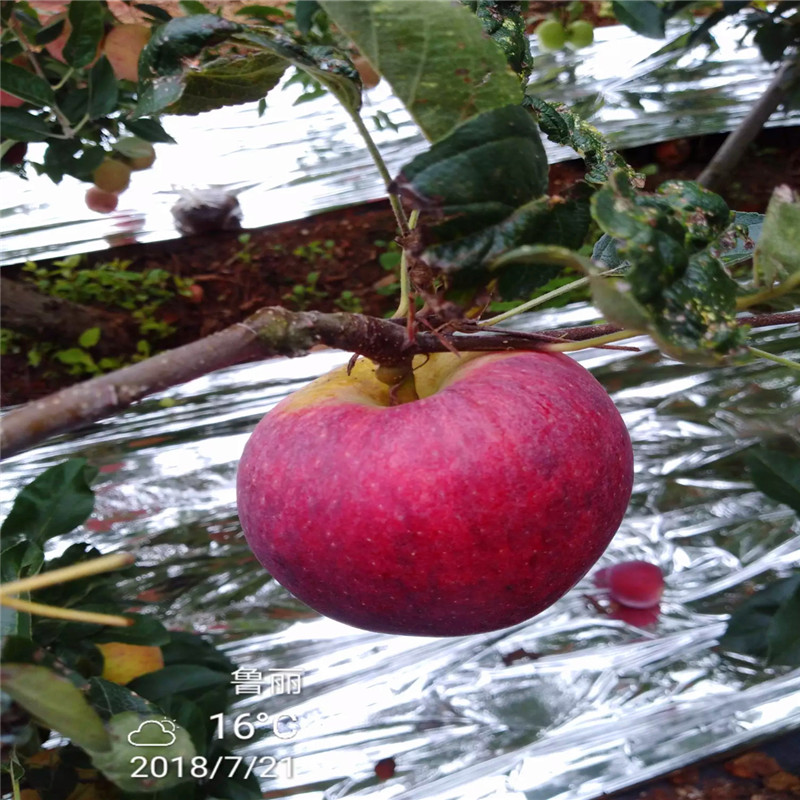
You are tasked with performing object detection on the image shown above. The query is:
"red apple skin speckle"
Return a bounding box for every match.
[236,351,634,636]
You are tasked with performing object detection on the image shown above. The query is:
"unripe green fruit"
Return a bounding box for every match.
[537,19,567,51]
[566,20,594,49]
[92,159,131,193]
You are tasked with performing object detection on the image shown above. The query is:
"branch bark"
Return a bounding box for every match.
[1,307,798,460]
[697,56,800,193]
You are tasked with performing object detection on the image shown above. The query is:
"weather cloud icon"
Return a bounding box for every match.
[127,718,177,747]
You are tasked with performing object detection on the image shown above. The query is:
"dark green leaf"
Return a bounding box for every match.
[138,14,242,80]
[493,243,591,298]
[766,586,800,666]
[88,57,119,119]
[321,0,522,141]
[393,105,548,240]
[170,52,288,115]
[179,0,209,14]
[35,16,67,46]
[753,21,792,63]
[87,677,160,719]
[1,459,97,546]
[686,2,748,48]
[1,663,110,753]
[90,614,171,646]
[132,74,184,118]
[123,117,176,143]
[128,665,231,701]
[524,96,633,185]
[59,86,89,125]
[157,695,207,752]
[721,575,800,660]
[133,3,174,22]
[746,448,800,515]
[235,5,287,21]
[0,108,52,141]
[425,194,591,282]
[235,30,362,113]
[592,234,624,269]
[611,1,666,38]
[295,0,321,35]
[64,0,105,68]
[0,61,55,105]
[473,0,533,81]
[586,172,745,364]
[161,630,235,673]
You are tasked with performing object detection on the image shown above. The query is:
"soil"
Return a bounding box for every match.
[2,126,798,408]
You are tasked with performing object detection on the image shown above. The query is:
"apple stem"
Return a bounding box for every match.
[375,361,420,404]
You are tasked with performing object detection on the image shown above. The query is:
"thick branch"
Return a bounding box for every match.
[1,308,799,460]
[697,56,800,193]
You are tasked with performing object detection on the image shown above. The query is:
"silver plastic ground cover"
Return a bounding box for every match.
[1,303,798,798]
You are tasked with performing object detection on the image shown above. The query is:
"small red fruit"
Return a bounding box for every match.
[596,560,664,608]
[85,186,119,214]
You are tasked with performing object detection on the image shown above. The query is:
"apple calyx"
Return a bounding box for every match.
[374,359,419,405]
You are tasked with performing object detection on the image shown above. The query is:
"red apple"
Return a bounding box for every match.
[237,351,634,636]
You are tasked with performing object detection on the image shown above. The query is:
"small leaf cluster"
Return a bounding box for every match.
[0,2,174,185]
[0,460,260,800]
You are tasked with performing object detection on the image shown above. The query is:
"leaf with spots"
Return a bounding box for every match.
[580,172,747,364]
[320,0,522,142]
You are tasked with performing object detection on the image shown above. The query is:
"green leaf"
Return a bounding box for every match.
[586,172,745,364]
[87,677,161,719]
[131,74,185,118]
[123,117,176,143]
[88,57,119,119]
[746,448,800,515]
[64,0,105,68]
[766,585,800,666]
[524,96,633,185]
[91,614,171,647]
[79,327,101,348]
[492,243,591,299]
[235,30,362,113]
[472,0,532,80]
[138,14,243,80]
[295,0,321,35]
[321,0,522,142]
[0,108,52,141]
[169,52,288,115]
[393,105,548,241]
[753,185,800,286]
[721,575,800,661]
[0,61,55,105]
[128,665,231,701]
[1,663,110,753]
[161,630,235,673]
[611,1,666,38]
[179,0,210,13]
[0,459,98,546]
